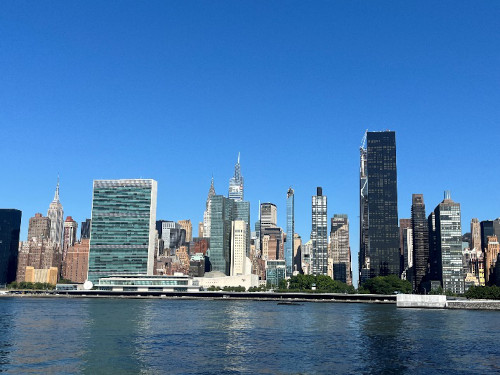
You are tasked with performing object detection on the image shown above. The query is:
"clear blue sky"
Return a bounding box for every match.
[2,1,499,286]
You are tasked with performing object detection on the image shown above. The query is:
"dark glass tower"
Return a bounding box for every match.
[81,218,91,239]
[365,131,399,277]
[0,209,22,285]
[411,194,429,292]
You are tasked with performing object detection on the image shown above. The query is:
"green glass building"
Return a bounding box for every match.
[87,179,157,284]
[209,195,250,275]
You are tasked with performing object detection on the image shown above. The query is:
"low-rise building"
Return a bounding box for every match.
[96,274,200,292]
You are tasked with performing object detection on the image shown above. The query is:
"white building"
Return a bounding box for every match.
[231,220,246,276]
[47,178,64,248]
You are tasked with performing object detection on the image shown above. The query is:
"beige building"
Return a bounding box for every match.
[470,218,482,251]
[25,266,58,285]
[231,220,246,276]
[178,219,193,243]
[485,235,499,284]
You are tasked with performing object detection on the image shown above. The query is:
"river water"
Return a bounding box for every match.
[0,297,499,374]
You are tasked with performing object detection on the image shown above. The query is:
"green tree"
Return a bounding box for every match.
[361,275,412,294]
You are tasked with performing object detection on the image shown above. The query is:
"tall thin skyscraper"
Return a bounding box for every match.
[470,218,481,251]
[87,179,157,284]
[47,178,64,248]
[0,209,22,286]
[360,131,399,279]
[230,220,247,276]
[228,153,244,201]
[411,194,429,293]
[285,188,294,276]
[311,187,327,275]
[63,216,78,261]
[359,132,370,284]
[433,191,464,294]
[203,176,216,238]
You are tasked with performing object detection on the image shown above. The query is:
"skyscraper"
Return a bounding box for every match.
[203,177,216,238]
[360,131,399,279]
[47,178,64,248]
[178,219,192,243]
[0,209,22,286]
[209,195,250,275]
[411,194,429,293]
[359,132,370,284]
[87,179,157,284]
[27,213,51,241]
[285,188,294,276]
[228,153,244,201]
[432,191,464,294]
[470,218,481,251]
[230,220,246,276]
[311,187,327,275]
[329,214,352,285]
[81,219,91,240]
[260,203,277,230]
[63,216,78,260]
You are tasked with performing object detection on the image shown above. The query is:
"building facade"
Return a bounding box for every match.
[311,187,328,275]
[27,213,51,241]
[329,214,352,285]
[47,179,64,248]
[203,177,216,238]
[432,191,464,294]
[63,216,78,260]
[87,179,157,284]
[230,220,246,276]
[0,209,22,286]
[228,153,244,201]
[178,219,193,243]
[63,239,90,283]
[411,194,429,292]
[361,131,399,279]
[285,187,294,276]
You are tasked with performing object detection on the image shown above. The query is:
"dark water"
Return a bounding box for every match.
[0,298,499,374]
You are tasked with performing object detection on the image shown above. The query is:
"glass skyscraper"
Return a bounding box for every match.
[360,131,399,279]
[209,195,250,275]
[311,187,328,275]
[285,187,294,276]
[87,179,157,284]
[0,209,22,286]
[432,191,464,294]
[411,194,429,292]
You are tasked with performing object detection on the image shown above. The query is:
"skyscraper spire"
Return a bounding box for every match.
[54,174,60,202]
[229,153,244,201]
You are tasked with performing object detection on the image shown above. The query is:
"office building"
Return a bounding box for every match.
[27,213,51,241]
[0,209,22,286]
[228,153,244,201]
[209,195,250,275]
[260,203,277,230]
[47,179,64,248]
[178,219,193,243]
[329,214,352,285]
[266,260,286,287]
[411,194,429,292]
[470,218,481,251]
[293,233,302,274]
[485,235,499,285]
[63,239,90,283]
[203,177,216,238]
[359,131,399,279]
[63,216,78,260]
[311,187,328,275]
[261,227,284,261]
[80,219,91,240]
[230,220,246,276]
[285,187,294,276]
[399,218,412,274]
[431,191,464,294]
[87,179,157,284]
[198,222,204,238]
[16,238,61,282]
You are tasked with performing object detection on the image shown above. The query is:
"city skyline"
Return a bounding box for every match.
[2,2,500,288]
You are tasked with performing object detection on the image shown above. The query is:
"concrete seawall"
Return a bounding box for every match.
[397,294,500,310]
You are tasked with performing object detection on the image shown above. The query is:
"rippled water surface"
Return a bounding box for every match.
[0,297,499,374]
